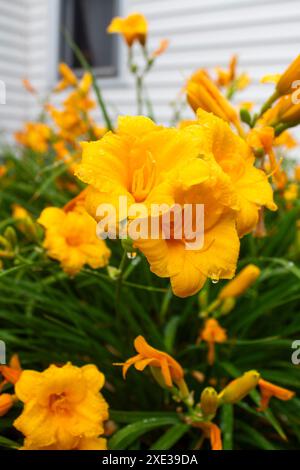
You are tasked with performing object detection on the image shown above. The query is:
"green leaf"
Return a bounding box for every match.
[0,436,20,450]
[109,417,180,450]
[150,423,190,450]
[221,404,234,450]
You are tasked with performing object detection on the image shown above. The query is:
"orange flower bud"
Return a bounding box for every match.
[0,394,14,417]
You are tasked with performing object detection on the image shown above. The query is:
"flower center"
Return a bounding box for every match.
[131,152,156,202]
[49,393,71,415]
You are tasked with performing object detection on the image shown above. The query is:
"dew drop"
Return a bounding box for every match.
[212,279,219,284]
[127,252,137,260]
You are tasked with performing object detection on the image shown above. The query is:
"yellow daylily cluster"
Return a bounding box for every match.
[75,111,275,298]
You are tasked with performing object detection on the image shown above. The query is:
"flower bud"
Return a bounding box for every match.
[218,370,260,404]
[218,265,261,300]
[276,55,300,96]
[200,387,219,417]
[0,394,14,417]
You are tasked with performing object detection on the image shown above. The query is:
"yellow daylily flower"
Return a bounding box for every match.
[38,205,111,276]
[15,122,51,153]
[55,63,78,92]
[75,115,241,297]
[107,13,148,47]
[14,362,109,451]
[196,110,277,237]
[115,335,186,392]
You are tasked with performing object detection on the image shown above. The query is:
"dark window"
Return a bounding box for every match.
[60,0,119,77]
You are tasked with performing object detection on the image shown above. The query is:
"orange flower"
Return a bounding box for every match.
[199,319,227,365]
[258,379,295,411]
[22,78,37,94]
[194,422,222,451]
[152,39,169,58]
[107,13,148,47]
[0,165,7,178]
[0,354,22,391]
[215,56,237,87]
[55,63,78,92]
[295,165,300,182]
[115,336,185,391]
[0,394,15,417]
[0,355,22,417]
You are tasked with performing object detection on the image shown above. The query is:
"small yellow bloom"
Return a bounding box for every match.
[12,204,37,239]
[107,13,148,47]
[47,105,88,141]
[247,127,275,154]
[215,55,237,87]
[12,204,30,221]
[218,264,261,300]
[116,335,185,390]
[55,63,78,92]
[276,54,300,96]
[260,74,281,84]
[284,183,298,203]
[295,165,300,181]
[15,123,51,153]
[199,319,227,366]
[275,131,297,149]
[236,73,250,91]
[218,370,260,404]
[14,363,109,450]
[258,378,295,411]
[38,205,111,276]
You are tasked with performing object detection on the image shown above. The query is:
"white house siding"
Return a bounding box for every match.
[1,0,300,133]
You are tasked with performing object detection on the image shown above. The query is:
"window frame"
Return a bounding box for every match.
[47,0,129,89]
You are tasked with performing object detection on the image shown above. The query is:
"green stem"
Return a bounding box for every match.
[64,29,113,131]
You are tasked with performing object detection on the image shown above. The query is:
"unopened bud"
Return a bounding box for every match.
[218,370,260,405]
[200,387,219,417]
